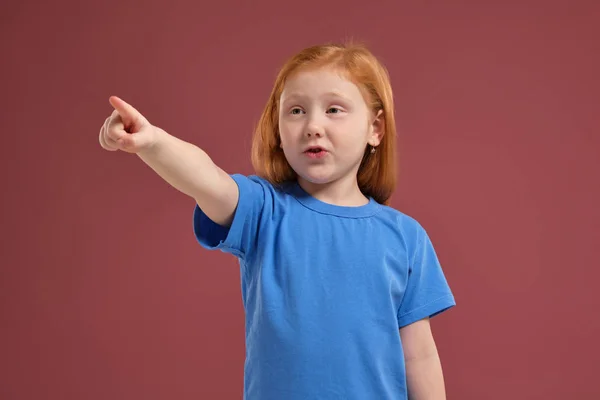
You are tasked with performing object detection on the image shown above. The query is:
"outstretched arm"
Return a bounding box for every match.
[99,96,239,227]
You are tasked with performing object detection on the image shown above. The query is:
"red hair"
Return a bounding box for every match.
[250,41,398,205]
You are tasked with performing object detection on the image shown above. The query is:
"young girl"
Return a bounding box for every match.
[99,42,455,400]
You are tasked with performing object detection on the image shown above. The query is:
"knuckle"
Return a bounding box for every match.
[107,128,119,140]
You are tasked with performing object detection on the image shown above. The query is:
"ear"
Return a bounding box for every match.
[369,109,385,147]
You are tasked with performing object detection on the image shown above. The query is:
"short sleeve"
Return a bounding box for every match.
[397,226,456,328]
[192,173,266,261]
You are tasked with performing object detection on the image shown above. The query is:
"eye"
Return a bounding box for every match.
[327,107,343,114]
[290,107,304,115]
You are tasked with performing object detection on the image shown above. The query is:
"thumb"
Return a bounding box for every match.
[108,96,146,131]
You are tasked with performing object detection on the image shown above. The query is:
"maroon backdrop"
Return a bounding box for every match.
[2,1,599,399]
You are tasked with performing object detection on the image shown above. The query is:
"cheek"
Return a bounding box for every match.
[336,121,367,144]
[279,121,300,142]
[278,119,287,140]
[278,124,288,142]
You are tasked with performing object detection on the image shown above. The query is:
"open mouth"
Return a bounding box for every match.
[304,147,328,158]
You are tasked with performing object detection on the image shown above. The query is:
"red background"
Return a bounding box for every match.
[1,1,599,399]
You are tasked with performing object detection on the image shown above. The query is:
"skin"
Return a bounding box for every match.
[278,67,384,206]
[401,318,447,399]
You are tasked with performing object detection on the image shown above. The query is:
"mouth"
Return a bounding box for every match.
[304,146,327,154]
[303,146,328,159]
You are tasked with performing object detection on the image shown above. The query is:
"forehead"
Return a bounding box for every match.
[280,68,363,102]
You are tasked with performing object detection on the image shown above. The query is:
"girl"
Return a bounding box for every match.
[99,42,455,400]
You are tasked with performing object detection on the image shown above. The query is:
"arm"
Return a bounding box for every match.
[137,128,239,227]
[99,96,238,227]
[400,318,447,400]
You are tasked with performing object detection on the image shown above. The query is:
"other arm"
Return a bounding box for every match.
[400,318,447,400]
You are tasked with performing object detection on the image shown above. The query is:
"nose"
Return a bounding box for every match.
[306,121,324,138]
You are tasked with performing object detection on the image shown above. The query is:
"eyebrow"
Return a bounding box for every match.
[282,91,352,102]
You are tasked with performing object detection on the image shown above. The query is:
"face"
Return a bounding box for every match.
[278,67,384,189]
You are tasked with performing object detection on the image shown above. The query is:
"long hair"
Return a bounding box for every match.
[250,41,398,205]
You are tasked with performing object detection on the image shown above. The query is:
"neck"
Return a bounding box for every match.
[297,174,369,207]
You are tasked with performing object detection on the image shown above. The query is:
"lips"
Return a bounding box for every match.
[303,146,328,159]
[304,146,327,153]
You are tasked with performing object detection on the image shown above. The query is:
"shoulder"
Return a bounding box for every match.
[371,203,436,261]
[227,174,298,216]
[375,203,427,238]
[228,174,288,198]
[229,173,271,189]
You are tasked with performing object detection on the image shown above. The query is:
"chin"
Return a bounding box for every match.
[294,168,339,186]
[298,175,333,185]
[289,160,353,186]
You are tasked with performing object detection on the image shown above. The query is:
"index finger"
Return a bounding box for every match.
[109,96,142,120]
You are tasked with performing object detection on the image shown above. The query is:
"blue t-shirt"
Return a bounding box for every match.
[193,174,455,400]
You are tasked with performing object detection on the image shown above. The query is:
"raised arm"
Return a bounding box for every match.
[99,96,239,227]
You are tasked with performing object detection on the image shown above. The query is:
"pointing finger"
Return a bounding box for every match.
[109,96,142,121]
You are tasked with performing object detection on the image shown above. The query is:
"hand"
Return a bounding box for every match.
[99,96,159,153]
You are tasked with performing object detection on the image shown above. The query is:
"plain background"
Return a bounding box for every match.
[1,0,599,398]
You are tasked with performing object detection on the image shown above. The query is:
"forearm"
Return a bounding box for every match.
[405,351,446,400]
[99,96,239,226]
[136,127,221,200]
